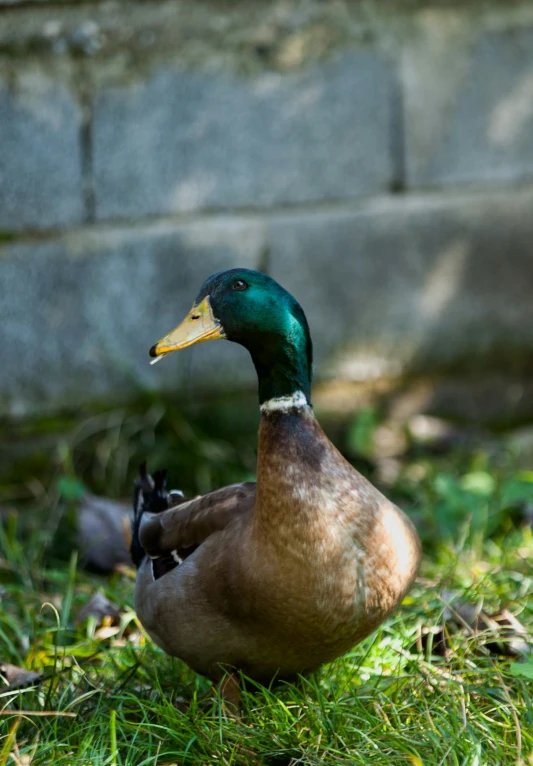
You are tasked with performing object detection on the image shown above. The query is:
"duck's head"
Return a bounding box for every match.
[149,268,313,407]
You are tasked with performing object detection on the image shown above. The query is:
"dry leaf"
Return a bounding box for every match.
[77,494,132,573]
[0,663,41,690]
[442,593,531,658]
[94,626,121,640]
[76,591,122,625]
[486,609,531,658]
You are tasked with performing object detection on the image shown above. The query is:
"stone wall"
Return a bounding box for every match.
[1,0,533,416]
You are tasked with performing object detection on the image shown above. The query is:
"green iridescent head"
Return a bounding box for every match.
[150,268,313,405]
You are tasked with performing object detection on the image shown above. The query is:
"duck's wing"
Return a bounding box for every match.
[139,481,256,562]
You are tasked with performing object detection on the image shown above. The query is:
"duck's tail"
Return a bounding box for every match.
[130,462,169,568]
[130,462,188,568]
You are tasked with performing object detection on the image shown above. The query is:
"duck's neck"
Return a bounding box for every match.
[255,354,311,411]
[247,318,313,408]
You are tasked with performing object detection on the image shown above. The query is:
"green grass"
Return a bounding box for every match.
[1,398,532,765]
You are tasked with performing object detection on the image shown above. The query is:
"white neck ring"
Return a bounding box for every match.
[260,390,309,413]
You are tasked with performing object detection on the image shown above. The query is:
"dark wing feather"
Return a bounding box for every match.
[131,465,168,567]
[139,481,256,558]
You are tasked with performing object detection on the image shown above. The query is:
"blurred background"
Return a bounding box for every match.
[1,0,533,545]
[1,0,533,419]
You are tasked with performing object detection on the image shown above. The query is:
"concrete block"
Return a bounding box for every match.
[93,52,392,220]
[268,187,533,382]
[403,24,533,187]
[0,72,84,230]
[5,182,533,415]
[0,217,265,415]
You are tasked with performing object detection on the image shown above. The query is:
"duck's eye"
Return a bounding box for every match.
[232,279,248,291]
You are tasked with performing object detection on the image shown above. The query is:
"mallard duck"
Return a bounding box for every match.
[132,269,421,684]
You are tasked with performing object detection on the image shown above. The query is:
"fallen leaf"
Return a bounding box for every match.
[487,609,531,658]
[76,494,132,573]
[0,663,41,691]
[442,593,531,658]
[76,592,122,625]
[442,591,482,630]
[94,626,121,640]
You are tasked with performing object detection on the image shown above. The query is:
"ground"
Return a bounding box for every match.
[0,395,532,765]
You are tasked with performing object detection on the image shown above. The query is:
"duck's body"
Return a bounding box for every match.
[136,405,419,681]
[133,269,421,683]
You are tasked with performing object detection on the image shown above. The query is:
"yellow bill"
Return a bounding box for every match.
[149,295,226,364]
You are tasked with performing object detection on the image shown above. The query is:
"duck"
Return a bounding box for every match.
[132,268,421,686]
